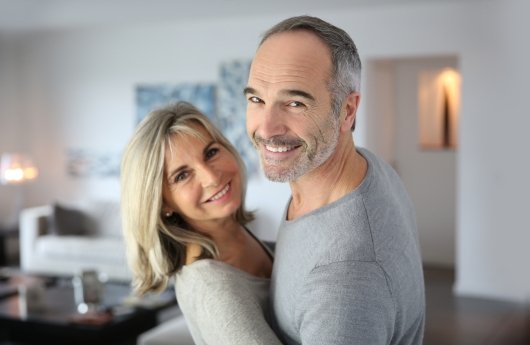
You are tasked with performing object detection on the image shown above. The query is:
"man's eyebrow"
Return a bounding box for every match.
[281,89,315,101]
[243,87,315,102]
[243,86,257,96]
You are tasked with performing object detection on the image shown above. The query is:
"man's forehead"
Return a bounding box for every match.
[258,31,329,59]
[250,33,331,89]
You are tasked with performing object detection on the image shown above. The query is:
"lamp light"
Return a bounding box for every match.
[0,153,38,228]
[418,68,461,149]
[0,153,38,185]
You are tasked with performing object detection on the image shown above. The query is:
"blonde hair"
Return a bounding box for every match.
[121,102,254,295]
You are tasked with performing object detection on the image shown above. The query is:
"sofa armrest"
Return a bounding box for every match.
[19,205,53,272]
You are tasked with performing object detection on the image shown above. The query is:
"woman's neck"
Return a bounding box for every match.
[185,221,273,278]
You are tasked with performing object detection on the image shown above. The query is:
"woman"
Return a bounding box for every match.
[120,102,282,345]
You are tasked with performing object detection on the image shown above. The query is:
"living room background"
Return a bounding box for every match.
[1,0,529,303]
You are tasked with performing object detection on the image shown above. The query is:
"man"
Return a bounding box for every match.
[245,16,425,344]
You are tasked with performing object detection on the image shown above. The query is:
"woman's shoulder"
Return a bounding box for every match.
[176,260,265,308]
[177,260,237,290]
[176,259,269,299]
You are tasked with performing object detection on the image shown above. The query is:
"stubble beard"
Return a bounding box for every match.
[253,116,340,183]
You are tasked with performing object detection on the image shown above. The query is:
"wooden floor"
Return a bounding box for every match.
[424,266,530,345]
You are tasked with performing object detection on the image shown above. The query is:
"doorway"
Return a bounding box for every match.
[363,56,459,267]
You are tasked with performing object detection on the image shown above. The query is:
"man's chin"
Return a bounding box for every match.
[262,165,298,183]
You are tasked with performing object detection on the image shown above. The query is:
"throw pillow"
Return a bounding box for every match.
[49,203,91,236]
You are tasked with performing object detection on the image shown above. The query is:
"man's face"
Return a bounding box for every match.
[245,30,340,182]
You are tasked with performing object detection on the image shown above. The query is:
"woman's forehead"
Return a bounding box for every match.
[165,125,215,165]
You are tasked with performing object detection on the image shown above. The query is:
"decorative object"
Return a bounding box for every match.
[18,281,47,316]
[418,68,461,149]
[73,269,104,314]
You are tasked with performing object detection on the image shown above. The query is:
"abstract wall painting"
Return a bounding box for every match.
[217,60,259,177]
[68,59,259,179]
[136,83,216,124]
[66,149,121,178]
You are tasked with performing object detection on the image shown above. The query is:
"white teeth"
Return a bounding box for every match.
[209,184,229,201]
[265,145,294,153]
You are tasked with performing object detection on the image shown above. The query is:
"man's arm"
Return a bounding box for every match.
[296,261,395,345]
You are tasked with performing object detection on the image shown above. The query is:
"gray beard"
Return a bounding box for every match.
[262,119,340,183]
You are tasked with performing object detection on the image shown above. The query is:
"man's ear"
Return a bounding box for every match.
[340,92,360,132]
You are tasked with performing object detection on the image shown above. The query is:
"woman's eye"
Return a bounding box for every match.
[205,147,220,160]
[175,171,189,182]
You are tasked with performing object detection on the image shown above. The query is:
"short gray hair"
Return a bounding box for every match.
[261,16,361,129]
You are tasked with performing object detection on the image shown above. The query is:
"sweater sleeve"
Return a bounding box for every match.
[295,261,395,345]
[177,262,283,345]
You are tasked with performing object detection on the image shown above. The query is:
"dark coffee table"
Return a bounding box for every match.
[0,226,18,266]
[0,278,176,345]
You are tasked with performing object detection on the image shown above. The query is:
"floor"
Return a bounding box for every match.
[423,266,530,345]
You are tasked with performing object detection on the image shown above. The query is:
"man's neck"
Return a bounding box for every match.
[287,139,367,220]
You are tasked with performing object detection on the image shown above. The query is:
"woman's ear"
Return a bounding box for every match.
[162,205,174,217]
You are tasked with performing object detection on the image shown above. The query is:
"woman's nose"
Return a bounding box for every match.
[199,164,221,187]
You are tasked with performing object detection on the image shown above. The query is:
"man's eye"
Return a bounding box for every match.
[288,101,303,107]
[206,147,219,160]
[248,96,262,104]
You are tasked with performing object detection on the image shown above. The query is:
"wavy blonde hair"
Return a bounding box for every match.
[121,102,254,295]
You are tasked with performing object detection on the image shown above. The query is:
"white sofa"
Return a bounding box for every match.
[19,201,131,281]
[138,308,195,345]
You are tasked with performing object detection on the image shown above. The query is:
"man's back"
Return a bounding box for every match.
[271,148,425,345]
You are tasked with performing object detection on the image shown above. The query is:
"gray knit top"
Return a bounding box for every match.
[176,259,282,345]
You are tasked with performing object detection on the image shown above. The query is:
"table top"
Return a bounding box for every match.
[0,279,176,327]
[0,277,177,344]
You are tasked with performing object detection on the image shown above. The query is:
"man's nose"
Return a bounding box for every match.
[258,106,286,139]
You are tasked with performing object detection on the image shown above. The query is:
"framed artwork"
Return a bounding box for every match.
[66,149,121,178]
[136,83,216,124]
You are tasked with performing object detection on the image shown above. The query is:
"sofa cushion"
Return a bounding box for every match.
[50,203,91,236]
[35,235,127,264]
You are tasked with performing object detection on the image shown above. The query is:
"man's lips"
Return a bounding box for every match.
[265,144,299,153]
[253,135,304,152]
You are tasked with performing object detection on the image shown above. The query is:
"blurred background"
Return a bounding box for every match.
[0,0,529,343]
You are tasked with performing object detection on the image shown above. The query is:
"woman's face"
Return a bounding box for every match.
[162,124,242,230]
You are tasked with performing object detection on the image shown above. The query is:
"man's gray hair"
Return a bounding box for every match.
[260,16,361,129]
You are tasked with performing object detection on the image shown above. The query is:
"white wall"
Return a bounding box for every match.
[0,35,25,226]
[455,0,530,302]
[2,0,530,301]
